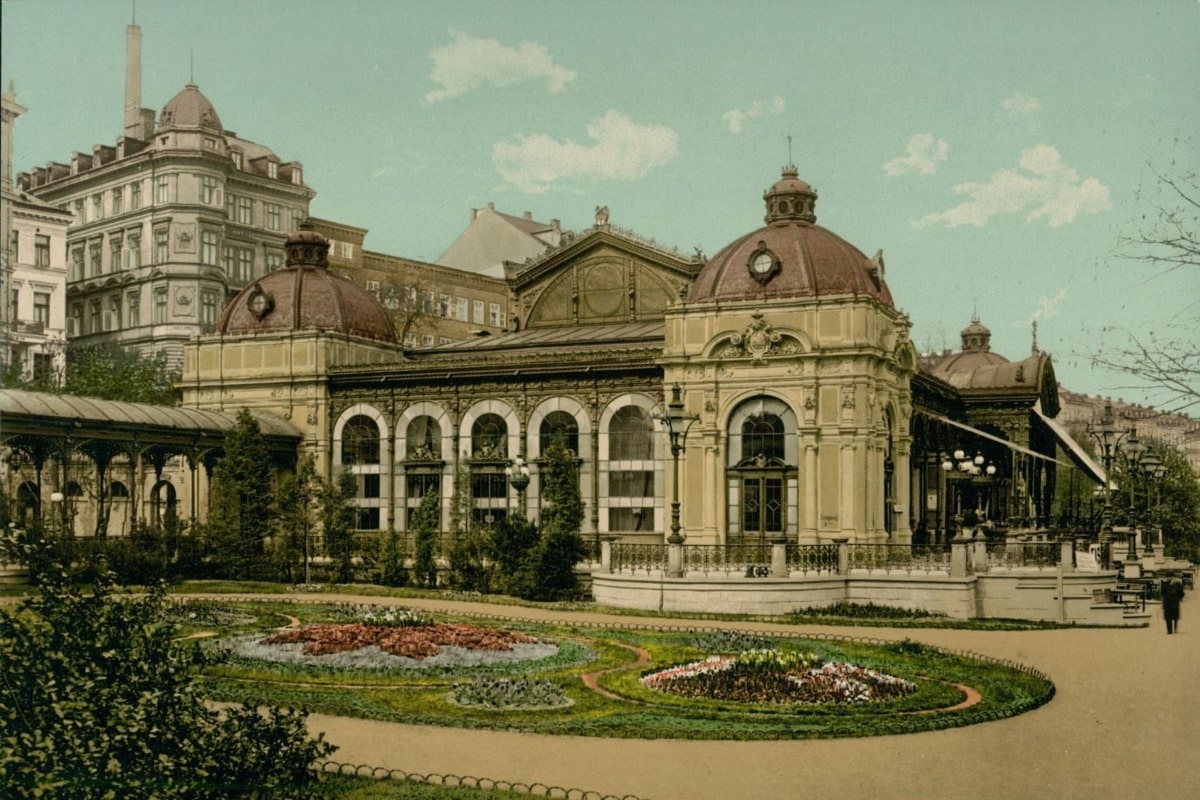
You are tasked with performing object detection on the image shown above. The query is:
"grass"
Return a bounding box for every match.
[320,774,546,799]
[196,600,1055,740]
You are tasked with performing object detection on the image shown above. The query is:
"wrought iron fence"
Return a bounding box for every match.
[986,542,1059,570]
[847,543,952,574]
[610,542,668,575]
[787,543,839,574]
[682,544,770,576]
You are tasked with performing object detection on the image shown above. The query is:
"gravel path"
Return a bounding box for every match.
[223,593,1198,800]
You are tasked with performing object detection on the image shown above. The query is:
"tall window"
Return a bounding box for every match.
[155,175,169,203]
[92,194,103,221]
[201,290,218,331]
[201,231,219,265]
[266,203,281,231]
[33,292,50,325]
[107,295,122,331]
[152,287,168,324]
[225,191,235,220]
[607,405,655,532]
[154,228,169,263]
[127,234,141,269]
[73,199,84,224]
[438,293,451,318]
[489,302,504,327]
[70,248,84,281]
[129,181,141,209]
[473,299,485,324]
[266,252,282,273]
[111,186,124,216]
[201,175,219,205]
[128,291,140,327]
[110,237,123,272]
[237,196,252,225]
[34,235,50,268]
[457,296,469,322]
[88,299,101,334]
[89,243,102,277]
[68,303,83,336]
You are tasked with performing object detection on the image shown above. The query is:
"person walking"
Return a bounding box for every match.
[1160,571,1184,634]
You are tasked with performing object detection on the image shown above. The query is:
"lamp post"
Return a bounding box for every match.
[505,456,531,518]
[1138,452,1163,556]
[1087,402,1132,567]
[654,384,699,546]
[1121,428,1145,561]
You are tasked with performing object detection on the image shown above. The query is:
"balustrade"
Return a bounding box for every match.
[986,541,1060,570]
[847,543,952,574]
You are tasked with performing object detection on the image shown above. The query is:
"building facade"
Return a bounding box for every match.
[16,23,313,370]
[2,87,73,385]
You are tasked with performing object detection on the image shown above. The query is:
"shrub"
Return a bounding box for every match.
[0,554,333,799]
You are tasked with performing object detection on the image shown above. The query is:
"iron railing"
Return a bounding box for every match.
[847,543,952,573]
[787,543,839,574]
[610,543,668,575]
[682,544,769,576]
[986,542,1059,570]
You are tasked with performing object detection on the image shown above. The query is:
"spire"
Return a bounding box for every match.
[1031,319,1040,355]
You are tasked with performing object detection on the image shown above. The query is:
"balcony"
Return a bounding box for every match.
[4,318,47,338]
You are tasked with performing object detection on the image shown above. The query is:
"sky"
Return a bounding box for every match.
[3,0,1198,410]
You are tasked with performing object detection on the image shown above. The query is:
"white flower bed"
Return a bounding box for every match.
[222,634,557,670]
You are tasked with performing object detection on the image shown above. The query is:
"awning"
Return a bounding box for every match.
[1033,400,1107,485]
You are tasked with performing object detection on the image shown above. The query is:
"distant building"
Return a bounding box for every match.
[2,86,72,384]
[437,203,563,278]
[16,22,313,370]
[1057,388,1198,474]
[310,217,509,348]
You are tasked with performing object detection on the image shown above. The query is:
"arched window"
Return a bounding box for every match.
[110,481,130,498]
[341,415,380,465]
[406,416,441,461]
[17,481,40,526]
[606,405,655,533]
[727,397,798,549]
[539,411,579,456]
[152,480,177,524]
[471,413,507,460]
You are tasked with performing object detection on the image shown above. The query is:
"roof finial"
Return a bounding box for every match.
[786,133,793,167]
[190,51,194,84]
[1031,319,1040,355]
[972,297,979,324]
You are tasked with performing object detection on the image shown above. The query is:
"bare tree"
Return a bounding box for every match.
[1091,145,1200,413]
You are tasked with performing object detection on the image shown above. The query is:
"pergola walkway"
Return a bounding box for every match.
[245,593,1196,800]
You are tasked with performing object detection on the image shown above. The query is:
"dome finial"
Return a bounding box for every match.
[285,218,331,270]
[764,159,817,225]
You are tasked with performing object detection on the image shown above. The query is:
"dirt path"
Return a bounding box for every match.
[210,593,1198,800]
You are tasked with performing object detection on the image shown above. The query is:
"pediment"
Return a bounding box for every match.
[513,228,702,330]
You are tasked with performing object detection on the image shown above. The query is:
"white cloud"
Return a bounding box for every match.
[722,96,785,134]
[425,29,576,102]
[1003,92,1041,116]
[492,110,679,193]
[1028,288,1068,323]
[882,134,949,176]
[916,145,1111,228]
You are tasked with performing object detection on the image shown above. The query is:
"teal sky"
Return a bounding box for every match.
[4,0,1198,409]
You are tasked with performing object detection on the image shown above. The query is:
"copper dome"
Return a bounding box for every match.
[688,166,893,307]
[158,84,223,132]
[216,221,398,343]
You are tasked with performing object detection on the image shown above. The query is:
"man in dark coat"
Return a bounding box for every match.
[1160,572,1185,634]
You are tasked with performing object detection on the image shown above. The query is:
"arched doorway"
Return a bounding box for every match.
[726,397,798,553]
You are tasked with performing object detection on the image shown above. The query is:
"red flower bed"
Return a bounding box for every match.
[260,623,537,660]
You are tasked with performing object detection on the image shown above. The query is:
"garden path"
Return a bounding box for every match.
[226,593,1197,800]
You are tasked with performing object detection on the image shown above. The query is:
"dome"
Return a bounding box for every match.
[216,221,398,343]
[688,165,893,307]
[929,314,1008,375]
[158,83,223,132]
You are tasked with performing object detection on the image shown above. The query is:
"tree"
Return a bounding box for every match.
[489,514,539,597]
[321,470,357,584]
[520,438,585,601]
[411,488,440,589]
[274,457,321,584]
[1109,443,1200,561]
[447,464,489,591]
[1090,151,1200,413]
[0,560,333,799]
[203,409,276,580]
[65,342,181,405]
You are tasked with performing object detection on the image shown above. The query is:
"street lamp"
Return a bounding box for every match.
[653,384,700,545]
[1087,402,1133,566]
[941,450,997,537]
[1138,452,1164,556]
[505,456,531,517]
[1121,428,1145,560]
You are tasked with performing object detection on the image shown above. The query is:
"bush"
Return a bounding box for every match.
[0,553,334,799]
[377,531,409,587]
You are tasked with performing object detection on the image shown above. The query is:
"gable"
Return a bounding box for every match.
[515,234,701,330]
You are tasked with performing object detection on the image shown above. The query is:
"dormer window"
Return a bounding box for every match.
[267,162,278,179]
[291,167,302,185]
[231,151,243,169]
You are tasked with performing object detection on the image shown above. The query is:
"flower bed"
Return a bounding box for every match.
[240,622,558,669]
[641,649,917,705]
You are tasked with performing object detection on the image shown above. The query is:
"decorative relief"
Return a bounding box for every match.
[174,287,195,315]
